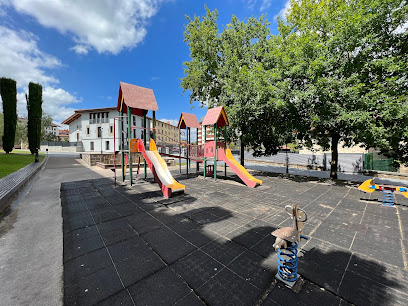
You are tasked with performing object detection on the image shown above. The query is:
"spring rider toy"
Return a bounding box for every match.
[358,179,408,207]
[272,204,308,287]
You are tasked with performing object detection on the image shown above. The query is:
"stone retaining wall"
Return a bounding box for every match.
[0,157,47,214]
[40,145,82,153]
[81,152,145,166]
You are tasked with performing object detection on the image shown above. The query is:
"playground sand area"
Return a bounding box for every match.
[61,168,408,306]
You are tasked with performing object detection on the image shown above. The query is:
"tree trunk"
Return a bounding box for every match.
[240,137,245,166]
[330,133,340,180]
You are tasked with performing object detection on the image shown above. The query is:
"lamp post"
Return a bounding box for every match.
[35,119,39,162]
[100,127,103,154]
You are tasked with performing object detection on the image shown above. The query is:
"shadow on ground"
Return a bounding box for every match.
[61,170,408,306]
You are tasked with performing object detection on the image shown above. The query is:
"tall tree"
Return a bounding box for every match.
[15,118,28,148]
[27,82,43,154]
[278,0,408,179]
[181,7,294,165]
[0,78,17,153]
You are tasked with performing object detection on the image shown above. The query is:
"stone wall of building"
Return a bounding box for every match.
[81,152,145,166]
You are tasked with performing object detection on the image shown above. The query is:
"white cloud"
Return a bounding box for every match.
[0,26,81,124]
[260,0,272,11]
[242,0,258,10]
[394,21,408,34]
[2,0,168,55]
[16,87,80,123]
[0,26,60,88]
[70,45,90,55]
[276,0,292,21]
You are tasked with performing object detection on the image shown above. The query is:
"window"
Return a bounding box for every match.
[98,127,102,138]
[110,126,113,134]
[90,142,94,151]
[105,141,110,150]
[86,127,90,135]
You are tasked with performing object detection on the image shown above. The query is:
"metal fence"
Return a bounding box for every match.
[364,152,398,172]
[243,151,365,173]
[40,141,83,147]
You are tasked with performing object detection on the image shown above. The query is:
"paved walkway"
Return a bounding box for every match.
[61,168,408,305]
[0,156,103,306]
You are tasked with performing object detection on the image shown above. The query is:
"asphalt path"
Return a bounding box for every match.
[0,156,102,306]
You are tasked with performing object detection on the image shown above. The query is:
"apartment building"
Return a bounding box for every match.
[45,123,60,137]
[154,120,179,145]
[197,123,216,145]
[62,107,151,152]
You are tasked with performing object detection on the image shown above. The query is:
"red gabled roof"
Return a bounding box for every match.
[178,112,200,129]
[117,82,158,116]
[61,113,81,125]
[201,106,229,128]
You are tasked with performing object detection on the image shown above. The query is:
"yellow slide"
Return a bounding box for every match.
[148,140,185,193]
[217,148,262,188]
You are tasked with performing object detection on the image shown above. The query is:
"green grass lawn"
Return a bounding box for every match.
[0,153,45,178]
[0,149,45,155]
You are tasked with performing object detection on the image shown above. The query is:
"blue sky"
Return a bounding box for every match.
[0,0,290,127]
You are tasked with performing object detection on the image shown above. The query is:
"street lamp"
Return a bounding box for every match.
[100,127,103,154]
[35,118,40,162]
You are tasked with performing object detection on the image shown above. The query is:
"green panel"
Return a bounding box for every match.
[364,153,373,170]
[372,159,398,172]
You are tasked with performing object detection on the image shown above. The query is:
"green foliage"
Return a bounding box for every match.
[280,0,408,178]
[0,78,17,153]
[15,118,28,147]
[182,7,293,156]
[27,82,43,154]
[41,112,57,141]
[182,2,408,179]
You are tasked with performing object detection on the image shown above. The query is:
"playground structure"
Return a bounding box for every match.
[177,107,263,188]
[358,179,408,206]
[114,82,184,198]
[113,82,262,198]
[272,204,309,287]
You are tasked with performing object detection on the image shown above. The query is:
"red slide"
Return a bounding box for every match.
[137,139,185,198]
[217,148,263,188]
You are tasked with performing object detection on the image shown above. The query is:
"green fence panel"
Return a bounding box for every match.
[372,159,398,172]
[365,153,373,170]
[364,153,397,172]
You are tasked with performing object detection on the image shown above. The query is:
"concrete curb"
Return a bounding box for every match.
[0,156,48,214]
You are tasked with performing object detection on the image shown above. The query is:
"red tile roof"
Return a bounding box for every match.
[201,106,229,127]
[178,112,200,129]
[61,113,81,125]
[76,107,117,113]
[117,82,158,116]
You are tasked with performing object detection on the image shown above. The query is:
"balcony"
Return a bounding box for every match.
[90,118,109,124]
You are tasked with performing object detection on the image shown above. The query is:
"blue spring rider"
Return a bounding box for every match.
[272,204,309,287]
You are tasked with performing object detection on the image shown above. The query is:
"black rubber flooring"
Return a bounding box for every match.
[61,170,408,305]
